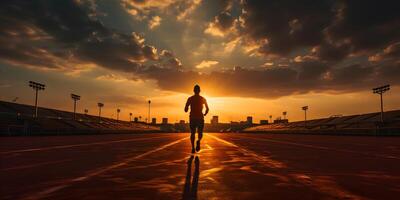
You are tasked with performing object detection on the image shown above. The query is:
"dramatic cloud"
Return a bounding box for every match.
[0,0,168,74]
[148,16,162,29]
[135,61,400,98]
[167,57,183,68]
[204,11,236,37]
[1,0,399,99]
[195,60,219,69]
[121,0,176,17]
[121,0,202,22]
[369,42,400,62]
[96,74,135,83]
[175,0,202,21]
[160,49,174,57]
[240,0,334,56]
[326,1,400,52]
[238,0,400,62]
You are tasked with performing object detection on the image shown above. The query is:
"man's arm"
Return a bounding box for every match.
[184,97,190,112]
[204,98,209,116]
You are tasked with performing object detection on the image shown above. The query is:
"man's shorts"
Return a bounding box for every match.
[190,118,204,133]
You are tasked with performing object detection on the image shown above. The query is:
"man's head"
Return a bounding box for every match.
[193,85,200,95]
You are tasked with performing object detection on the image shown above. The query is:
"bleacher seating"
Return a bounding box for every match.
[245,110,400,135]
[0,101,160,135]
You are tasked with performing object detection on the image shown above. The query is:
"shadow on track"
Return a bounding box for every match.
[182,155,200,200]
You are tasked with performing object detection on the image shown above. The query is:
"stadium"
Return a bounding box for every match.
[1,0,400,200]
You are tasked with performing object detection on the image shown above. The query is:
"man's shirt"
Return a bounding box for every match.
[186,95,207,119]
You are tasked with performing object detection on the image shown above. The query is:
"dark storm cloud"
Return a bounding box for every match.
[330,64,375,86]
[383,43,400,59]
[327,0,400,52]
[241,0,334,55]
[369,42,400,62]
[214,11,234,30]
[377,62,400,82]
[313,42,351,61]
[240,0,400,60]
[0,0,159,72]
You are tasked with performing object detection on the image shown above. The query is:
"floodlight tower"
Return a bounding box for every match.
[302,106,308,128]
[84,109,88,115]
[117,108,121,121]
[269,115,272,123]
[283,111,287,120]
[98,103,104,122]
[372,84,390,123]
[29,81,45,118]
[148,100,151,124]
[71,94,81,120]
[129,112,132,122]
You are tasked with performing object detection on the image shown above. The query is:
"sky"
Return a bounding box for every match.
[0,0,399,123]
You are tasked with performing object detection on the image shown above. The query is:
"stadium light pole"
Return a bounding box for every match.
[71,94,81,120]
[302,106,308,128]
[269,115,272,123]
[129,112,132,122]
[148,100,151,124]
[372,84,390,123]
[29,81,45,118]
[98,103,104,122]
[117,108,121,121]
[283,111,287,120]
[84,109,88,115]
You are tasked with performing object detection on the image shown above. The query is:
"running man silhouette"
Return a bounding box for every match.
[185,85,209,153]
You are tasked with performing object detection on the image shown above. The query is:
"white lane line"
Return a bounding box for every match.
[228,134,400,160]
[207,134,365,200]
[1,135,174,154]
[21,136,188,200]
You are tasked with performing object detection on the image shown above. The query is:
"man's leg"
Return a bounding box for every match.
[195,119,204,152]
[190,121,196,153]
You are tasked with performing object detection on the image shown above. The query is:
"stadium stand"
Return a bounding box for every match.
[0,101,160,136]
[244,110,400,135]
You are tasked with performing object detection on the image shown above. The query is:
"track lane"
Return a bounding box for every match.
[0,134,188,200]
[209,133,400,200]
[0,134,176,154]
[1,133,400,200]
[21,136,188,200]
[223,133,400,160]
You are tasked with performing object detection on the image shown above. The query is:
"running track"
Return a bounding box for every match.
[1,133,400,200]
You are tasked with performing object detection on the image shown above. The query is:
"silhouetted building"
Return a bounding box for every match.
[151,118,156,124]
[211,116,219,125]
[260,120,268,125]
[247,116,253,125]
[179,120,185,124]
[162,118,168,124]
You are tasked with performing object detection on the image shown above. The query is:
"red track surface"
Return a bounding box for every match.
[1,133,400,200]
